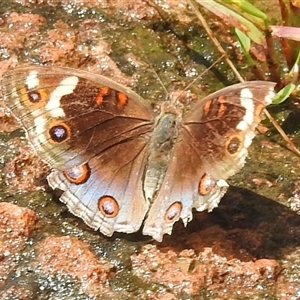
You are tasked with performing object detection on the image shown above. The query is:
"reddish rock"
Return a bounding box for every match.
[35,236,114,296]
[3,142,49,193]
[37,20,76,63]
[0,202,38,239]
[0,12,44,50]
[131,244,281,296]
[0,203,38,287]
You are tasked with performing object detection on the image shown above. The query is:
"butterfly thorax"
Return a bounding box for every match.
[143,110,180,202]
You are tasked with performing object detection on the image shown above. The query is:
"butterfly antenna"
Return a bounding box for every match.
[184,54,225,92]
[131,34,225,106]
[173,54,225,105]
[131,34,169,96]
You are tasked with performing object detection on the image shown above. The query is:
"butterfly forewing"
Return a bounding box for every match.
[183,81,276,178]
[2,66,154,168]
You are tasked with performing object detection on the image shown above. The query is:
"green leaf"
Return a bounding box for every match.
[195,0,266,45]
[235,28,255,65]
[221,0,267,21]
[272,83,296,104]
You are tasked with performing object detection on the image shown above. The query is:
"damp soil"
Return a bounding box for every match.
[0,1,300,299]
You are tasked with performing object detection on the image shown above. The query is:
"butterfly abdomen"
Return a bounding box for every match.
[144,112,179,202]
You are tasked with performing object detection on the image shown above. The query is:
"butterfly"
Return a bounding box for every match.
[1,65,276,241]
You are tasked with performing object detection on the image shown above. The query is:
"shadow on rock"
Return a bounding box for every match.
[157,186,300,261]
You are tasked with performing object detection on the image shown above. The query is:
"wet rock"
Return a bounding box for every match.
[131,244,281,296]
[35,235,114,297]
[0,202,38,288]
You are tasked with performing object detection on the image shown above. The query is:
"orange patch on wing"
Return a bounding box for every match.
[217,102,226,117]
[254,104,265,117]
[98,196,119,218]
[47,121,71,144]
[217,95,227,103]
[20,86,48,108]
[63,163,91,184]
[116,92,128,108]
[254,103,265,123]
[225,135,243,155]
[198,173,216,196]
[95,86,110,106]
[164,202,182,222]
[215,95,227,117]
[203,99,212,116]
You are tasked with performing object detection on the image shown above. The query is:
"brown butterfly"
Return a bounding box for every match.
[1,65,276,241]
